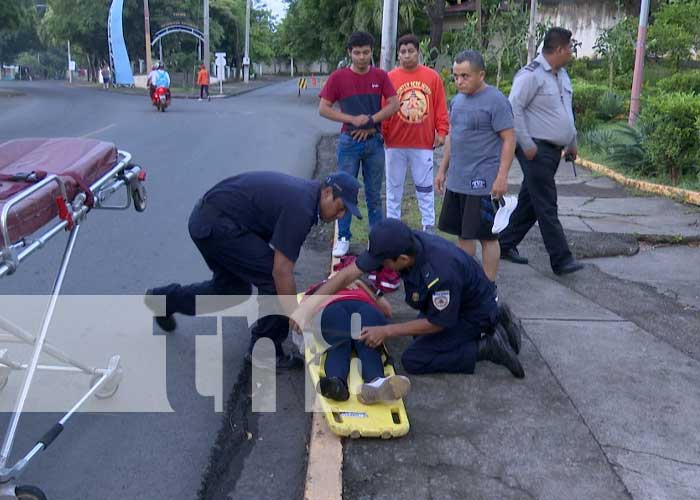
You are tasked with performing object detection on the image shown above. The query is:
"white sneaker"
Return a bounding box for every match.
[357,375,411,405]
[492,195,518,234]
[332,237,350,257]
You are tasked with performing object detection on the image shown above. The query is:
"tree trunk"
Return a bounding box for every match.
[476,0,482,49]
[497,51,503,88]
[608,56,614,89]
[426,0,445,50]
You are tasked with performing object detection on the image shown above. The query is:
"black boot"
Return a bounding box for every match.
[497,301,523,354]
[144,288,177,332]
[478,325,525,378]
[318,376,350,401]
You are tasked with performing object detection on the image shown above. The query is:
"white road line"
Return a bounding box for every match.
[81,123,117,138]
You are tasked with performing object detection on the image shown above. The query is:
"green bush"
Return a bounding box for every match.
[638,92,700,183]
[576,110,602,134]
[613,71,633,92]
[597,91,626,120]
[572,81,609,116]
[656,71,700,94]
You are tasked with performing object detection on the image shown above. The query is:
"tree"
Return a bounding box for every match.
[648,0,700,68]
[593,17,636,88]
[486,0,529,88]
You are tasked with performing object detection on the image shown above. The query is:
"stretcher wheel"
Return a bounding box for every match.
[15,485,46,500]
[131,183,147,212]
[89,373,120,399]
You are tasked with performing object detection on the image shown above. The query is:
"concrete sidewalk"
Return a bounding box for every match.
[343,159,700,499]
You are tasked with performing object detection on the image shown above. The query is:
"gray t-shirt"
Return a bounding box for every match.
[446,86,514,196]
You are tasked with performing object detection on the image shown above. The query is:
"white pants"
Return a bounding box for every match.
[385,148,435,227]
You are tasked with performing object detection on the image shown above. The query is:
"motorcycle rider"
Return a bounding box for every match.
[152,62,171,101]
[147,63,158,100]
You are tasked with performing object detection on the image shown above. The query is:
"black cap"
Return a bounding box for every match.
[325,171,362,219]
[356,218,415,271]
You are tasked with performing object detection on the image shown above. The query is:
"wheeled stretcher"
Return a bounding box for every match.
[0,138,147,500]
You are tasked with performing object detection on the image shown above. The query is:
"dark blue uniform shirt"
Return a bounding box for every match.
[399,232,498,330]
[199,171,320,263]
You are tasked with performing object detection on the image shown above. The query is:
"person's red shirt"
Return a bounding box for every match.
[382,65,449,149]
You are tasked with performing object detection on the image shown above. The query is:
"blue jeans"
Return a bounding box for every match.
[336,133,385,240]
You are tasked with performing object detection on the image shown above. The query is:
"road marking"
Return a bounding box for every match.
[304,222,343,500]
[81,123,117,138]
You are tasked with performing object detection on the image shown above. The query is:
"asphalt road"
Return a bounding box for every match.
[0,80,335,499]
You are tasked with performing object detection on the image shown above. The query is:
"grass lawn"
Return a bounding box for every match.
[349,174,459,244]
[580,121,700,193]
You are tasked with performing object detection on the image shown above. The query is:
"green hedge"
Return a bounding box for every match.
[638,92,700,183]
[572,81,609,116]
[656,71,700,94]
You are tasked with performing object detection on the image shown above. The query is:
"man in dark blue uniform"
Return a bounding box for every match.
[146,171,362,368]
[294,218,524,378]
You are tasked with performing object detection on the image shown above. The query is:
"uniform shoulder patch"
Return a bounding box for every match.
[523,61,540,72]
[432,290,450,311]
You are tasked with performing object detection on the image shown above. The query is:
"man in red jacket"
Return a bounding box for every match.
[382,34,449,233]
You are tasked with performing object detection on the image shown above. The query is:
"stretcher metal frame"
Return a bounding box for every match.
[0,149,147,500]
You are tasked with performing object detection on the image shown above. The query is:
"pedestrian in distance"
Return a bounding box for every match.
[319,31,400,257]
[197,64,210,101]
[145,171,363,370]
[434,50,516,282]
[499,27,585,276]
[100,63,111,90]
[382,34,449,234]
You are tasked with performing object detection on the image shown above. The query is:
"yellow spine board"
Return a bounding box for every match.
[299,293,410,439]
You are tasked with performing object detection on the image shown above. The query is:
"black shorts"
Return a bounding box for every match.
[438,190,497,240]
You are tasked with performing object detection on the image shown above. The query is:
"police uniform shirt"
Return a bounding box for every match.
[199,171,321,263]
[509,54,577,151]
[398,232,497,331]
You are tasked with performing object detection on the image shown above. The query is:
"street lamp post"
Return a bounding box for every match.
[143,0,152,71]
[244,0,250,83]
[527,0,538,63]
[629,0,651,126]
[203,0,210,70]
[380,0,398,71]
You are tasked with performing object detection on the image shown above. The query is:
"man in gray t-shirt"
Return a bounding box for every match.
[435,50,516,282]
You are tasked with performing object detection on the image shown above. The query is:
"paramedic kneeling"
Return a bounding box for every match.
[294,218,524,378]
[146,171,362,369]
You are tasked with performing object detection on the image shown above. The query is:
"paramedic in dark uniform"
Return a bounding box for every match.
[146,171,362,368]
[499,27,584,275]
[294,218,524,378]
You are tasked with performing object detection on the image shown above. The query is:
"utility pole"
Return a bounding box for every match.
[143,0,152,70]
[203,0,210,71]
[67,40,72,84]
[380,0,398,71]
[527,0,538,63]
[629,0,650,126]
[243,0,251,83]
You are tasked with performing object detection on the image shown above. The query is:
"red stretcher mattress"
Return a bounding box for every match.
[0,138,118,244]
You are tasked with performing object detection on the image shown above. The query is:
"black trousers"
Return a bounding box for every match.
[152,202,288,355]
[200,85,209,98]
[499,140,573,269]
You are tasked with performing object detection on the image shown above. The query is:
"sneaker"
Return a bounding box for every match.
[332,237,350,257]
[357,375,411,405]
[318,376,350,401]
[198,98,202,101]
[144,288,177,332]
[492,195,517,234]
[422,225,436,234]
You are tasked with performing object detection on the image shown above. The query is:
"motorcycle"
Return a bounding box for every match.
[151,86,170,112]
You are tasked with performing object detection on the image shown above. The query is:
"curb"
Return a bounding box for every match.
[303,223,343,500]
[578,157,700,206]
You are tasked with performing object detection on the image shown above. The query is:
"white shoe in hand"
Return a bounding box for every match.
[492,195,518,234]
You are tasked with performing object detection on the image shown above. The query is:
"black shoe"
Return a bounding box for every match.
[477,325,525,378]
[497,302,523,354]
[501,247,529,265]
[318,376,350,401]
[244,349,304,371]
[144,288,177,332]
[553,259,584,276]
